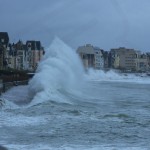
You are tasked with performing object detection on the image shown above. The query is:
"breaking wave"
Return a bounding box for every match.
[28,37,85,105]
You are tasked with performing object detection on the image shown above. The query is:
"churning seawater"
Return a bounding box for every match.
[0,38,150,150]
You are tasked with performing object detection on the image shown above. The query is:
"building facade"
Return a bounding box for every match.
[110,47,137,71]
[146,53,150,71]
[0,32,44,71]
[135,52,148,72]
[26,41,44,71]
[15,40,28,70]
[0,32,9,70]
[77,44,104,69]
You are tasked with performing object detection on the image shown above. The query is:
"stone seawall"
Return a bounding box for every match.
[0,80,28,95]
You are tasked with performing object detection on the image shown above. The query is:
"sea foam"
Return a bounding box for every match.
[28,37,84,104]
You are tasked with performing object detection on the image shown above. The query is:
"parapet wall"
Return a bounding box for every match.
[0,80,28,95]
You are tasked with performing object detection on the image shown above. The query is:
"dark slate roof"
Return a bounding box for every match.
[0,32,9,45]
[15,40,24,50]
[26,41,42,50]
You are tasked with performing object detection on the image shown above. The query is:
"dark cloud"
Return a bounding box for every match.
[0,0,150,51]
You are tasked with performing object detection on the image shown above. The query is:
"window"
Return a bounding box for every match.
[18,51,23,55]
[1,39,4,43]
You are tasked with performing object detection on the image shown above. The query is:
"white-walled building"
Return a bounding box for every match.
[77,44,104,69]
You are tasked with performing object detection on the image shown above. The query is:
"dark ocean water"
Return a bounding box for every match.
[0,80,150,150]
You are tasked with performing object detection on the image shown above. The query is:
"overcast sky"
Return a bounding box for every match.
[0,0,150,51]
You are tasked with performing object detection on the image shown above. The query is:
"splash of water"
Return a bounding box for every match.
[28,37,84,104]
[85,68,150,84]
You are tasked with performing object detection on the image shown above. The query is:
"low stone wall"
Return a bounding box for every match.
[0,80,28,95]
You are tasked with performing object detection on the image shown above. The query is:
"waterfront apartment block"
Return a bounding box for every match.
[110,47,137,71]
[77,44,150,72]
[1,32,150,73]
[0,32,9,70]
[110,47,150,72]
[147,53,150,70]
[77,44,104,69]
[135,51,148,72]
[26,41,44,70]
[0,32,44,71]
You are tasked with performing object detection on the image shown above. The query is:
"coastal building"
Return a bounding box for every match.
[101,51,110,68]
[6,42,24,70]
[94,47,104,69]
[110,47,137,71]
[0,32,45,71]
[110,50,120,69]
[146,53,150,71]
[7,40,44,71]
[77,44,104,69]
[6,44,14,69]
[0,32,9,69]
[26,41,44,71]
[135,51,148,72]
[15,40,28,70]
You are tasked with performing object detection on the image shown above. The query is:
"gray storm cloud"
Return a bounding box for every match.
[0,0,150,51]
